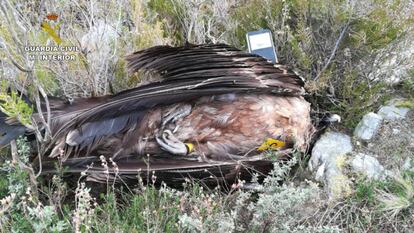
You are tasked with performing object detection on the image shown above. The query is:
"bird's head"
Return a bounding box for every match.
[318,113,341,129]
[322,113,341,124]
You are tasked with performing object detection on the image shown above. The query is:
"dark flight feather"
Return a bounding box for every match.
[41,153,276,186]
[0,112,26,146]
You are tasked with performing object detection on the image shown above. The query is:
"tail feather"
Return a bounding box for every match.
[0,112,26,147]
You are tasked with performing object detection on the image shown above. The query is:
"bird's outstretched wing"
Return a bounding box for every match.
[41,154,275,186]
[126,43,303,90]
[49,44,305,156]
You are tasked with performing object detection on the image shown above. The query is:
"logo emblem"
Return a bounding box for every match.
[41,13,62,44]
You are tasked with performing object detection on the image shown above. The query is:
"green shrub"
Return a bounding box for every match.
[0,90,33,126]
[0,137,69,233]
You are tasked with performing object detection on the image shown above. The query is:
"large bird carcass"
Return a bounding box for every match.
[1,44,320,186]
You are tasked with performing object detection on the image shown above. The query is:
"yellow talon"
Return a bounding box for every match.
[257,138,286,151]
[185,143,194,153]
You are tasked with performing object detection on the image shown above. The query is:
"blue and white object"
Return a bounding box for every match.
[246,29,278,63]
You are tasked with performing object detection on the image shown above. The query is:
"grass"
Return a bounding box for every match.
[376,171,414,218]
[0,137,414,232]
[91,187,181,232]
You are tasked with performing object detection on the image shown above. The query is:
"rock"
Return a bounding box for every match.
[309,132,353,199]
[354,112,383,140]
[350,153,386,180]
[392,128,401,134]
[378,99,410,120]
[309,132,353,169]
[378,106,410,120]
[402,158,413,171]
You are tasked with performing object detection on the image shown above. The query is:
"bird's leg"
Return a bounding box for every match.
[156,104,193,156]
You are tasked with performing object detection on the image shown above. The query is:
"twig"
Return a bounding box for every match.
[35,81,52,140]
[315,20,351,80]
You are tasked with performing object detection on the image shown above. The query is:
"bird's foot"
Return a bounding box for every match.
[156,130,193,156]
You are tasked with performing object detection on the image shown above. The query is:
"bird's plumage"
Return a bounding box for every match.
[2,44,315,185]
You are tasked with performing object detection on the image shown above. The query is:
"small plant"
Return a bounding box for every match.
[0,91,33,126]
[73,182,96,233]
[376,171,414,218]
[354,178,380,204]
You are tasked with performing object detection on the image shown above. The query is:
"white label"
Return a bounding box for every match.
[248,32,272,50]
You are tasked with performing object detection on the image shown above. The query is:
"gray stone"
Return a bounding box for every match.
[354,112,383,140]
[350,153,386,180]
[309,132,353,171]
[378,104,410,120]
[309,132,353,198]
[402,158,413,171]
